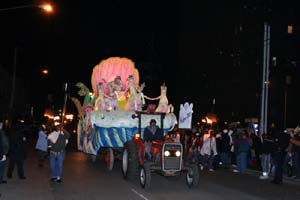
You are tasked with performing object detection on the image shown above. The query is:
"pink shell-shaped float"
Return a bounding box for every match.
[91,57,139,96]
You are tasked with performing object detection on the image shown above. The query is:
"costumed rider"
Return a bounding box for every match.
[143,119,164,160]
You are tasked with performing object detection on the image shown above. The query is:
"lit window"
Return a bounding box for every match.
[288,25,293,34]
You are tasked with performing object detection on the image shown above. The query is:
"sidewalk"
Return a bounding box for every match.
[233,164,300,186]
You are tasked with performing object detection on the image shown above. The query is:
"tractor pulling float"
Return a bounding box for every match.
[72,57,199,189]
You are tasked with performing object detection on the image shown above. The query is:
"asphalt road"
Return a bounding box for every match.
[0,145,300,200]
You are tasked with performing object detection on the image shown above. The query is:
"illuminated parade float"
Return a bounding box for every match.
[72,57,199,189]
[71,57,177,167]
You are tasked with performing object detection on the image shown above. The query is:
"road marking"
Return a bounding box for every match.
[131,189,149,200]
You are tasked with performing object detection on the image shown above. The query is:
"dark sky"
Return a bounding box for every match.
[1,0,300,127]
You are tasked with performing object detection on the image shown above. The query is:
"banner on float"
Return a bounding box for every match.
[178,102,193,129]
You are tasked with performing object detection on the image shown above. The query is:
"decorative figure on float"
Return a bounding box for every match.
[136,82,146,111]
[124,75,146,111]
[104,76,124,110]
[125,75,138,111]
[94,83,107,111]
[75,82,95,114]
[71,82,95,139]
[145,83,174,113]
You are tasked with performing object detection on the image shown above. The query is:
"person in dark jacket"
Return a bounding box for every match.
[143,119,163,160]
[0,122,9,184]
[271,128,290,184]
[48,124,70,183]
[6,120,27,179]
[259,133,274,179]
[143,119,164,142]
[220,129,231,169]
[290,131,300,179]
[235,132,250,174]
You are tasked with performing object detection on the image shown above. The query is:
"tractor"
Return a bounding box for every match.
[121,111,199,189]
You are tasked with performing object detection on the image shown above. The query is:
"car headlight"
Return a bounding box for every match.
[175,150,181,157]
[164,150,170,157]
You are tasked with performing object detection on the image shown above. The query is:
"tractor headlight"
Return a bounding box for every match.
[164,150,170,157]
[175,150,181,157]
[134,133,140,140]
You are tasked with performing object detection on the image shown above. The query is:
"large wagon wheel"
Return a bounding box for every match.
[104,148,114,171]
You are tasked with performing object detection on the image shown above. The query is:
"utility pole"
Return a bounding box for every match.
[259,23,271,135]
[61,83,68,125]
[8,47,17,127]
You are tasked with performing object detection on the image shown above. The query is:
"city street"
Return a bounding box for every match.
[0,143,300,200]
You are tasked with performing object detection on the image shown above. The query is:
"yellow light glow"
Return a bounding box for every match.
[41,3,53,13]
[288,25,293,34]
[206,117,213,124]
[134,133,140,140]
[53,116,60,121]
[54,122,60,126]
[41,69,48,75]
[65,114,74,120]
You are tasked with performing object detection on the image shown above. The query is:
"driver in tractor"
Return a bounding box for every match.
[143,119,164,160]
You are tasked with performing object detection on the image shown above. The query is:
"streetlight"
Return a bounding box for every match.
[0,2,54,13]
[41,69,49,75]
[40,3,53,13]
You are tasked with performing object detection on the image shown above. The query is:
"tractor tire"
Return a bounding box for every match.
[122,141,139,180]
[140,163,151,189]
[186,163,199,188]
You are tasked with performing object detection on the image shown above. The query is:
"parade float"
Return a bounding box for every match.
[71,57,177,170]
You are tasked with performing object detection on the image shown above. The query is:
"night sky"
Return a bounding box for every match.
[1,0,300,128]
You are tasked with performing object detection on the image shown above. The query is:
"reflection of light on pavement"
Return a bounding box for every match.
[131,189,149,200]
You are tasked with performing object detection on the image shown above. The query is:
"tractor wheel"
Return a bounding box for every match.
[104,148,114,171]
[122,141,139,180]
[140,163,151,189]
[186,164,199,188]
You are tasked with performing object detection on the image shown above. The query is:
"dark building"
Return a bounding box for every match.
[0,64,28,121]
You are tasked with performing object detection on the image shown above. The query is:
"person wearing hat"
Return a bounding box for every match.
[143,119,164,160]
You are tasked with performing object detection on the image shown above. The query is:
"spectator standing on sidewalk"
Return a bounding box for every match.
[0,122,9,184]
[35,125,48,167]
[259,132,274,179]
[48,124,70,183]
[6,118,27,180]
[290,129,300,179]
[200,129,217,171]
[220,129,231,169]
[250,133,262,170]
[271,128,290,185]
[234,131,250,174]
